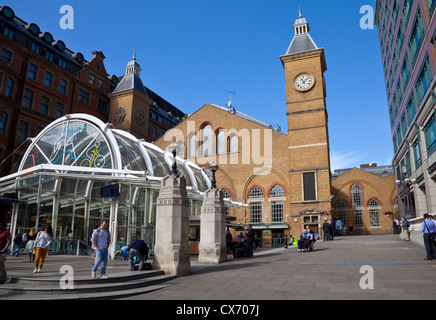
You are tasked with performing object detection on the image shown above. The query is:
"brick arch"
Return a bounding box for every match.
[246,184,266,199]
[334,199,350,209]
[266,182,288,198]
[366,197,382,207]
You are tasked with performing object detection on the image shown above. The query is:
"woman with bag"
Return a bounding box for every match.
[24,227,37,262]
[32,225,53,273]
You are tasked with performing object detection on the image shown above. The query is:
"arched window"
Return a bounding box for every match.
[201,124,212,156]
[368,198,380,207]
[216,130,225,155]
[177,140,185,159]
[368,198,381,227]
[229,135,238,153]
[188,134,196,158]
[351,183,363,207]
[248,186,264,199]
[269,185,285,197]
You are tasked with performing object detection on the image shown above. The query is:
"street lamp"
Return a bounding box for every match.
[209,162,219,189]
[395,164,416,220]
[169,141,179,175]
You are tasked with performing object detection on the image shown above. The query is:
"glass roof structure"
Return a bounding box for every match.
[15,114,211,191]
[0,114,246,258]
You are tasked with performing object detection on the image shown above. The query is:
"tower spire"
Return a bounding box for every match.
[126,50,141,76]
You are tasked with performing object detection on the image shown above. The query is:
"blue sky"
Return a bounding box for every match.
[2,0,390,171]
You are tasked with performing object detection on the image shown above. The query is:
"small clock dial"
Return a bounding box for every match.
[294,73,315,91]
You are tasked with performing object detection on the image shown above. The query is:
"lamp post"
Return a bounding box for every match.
[169,142,179,175]
[209,162,219,189]
[395,164,416,220]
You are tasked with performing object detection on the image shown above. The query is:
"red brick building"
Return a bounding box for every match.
[0,6,119,176]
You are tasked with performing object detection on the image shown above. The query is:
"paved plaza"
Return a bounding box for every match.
[2,233,436,300]
[130,233,436,300]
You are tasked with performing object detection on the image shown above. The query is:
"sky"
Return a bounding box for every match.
[1,0,391,172]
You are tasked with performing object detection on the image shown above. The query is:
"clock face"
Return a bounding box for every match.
[294,73,315,91]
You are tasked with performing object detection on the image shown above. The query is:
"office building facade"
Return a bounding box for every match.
[375,0,436,219]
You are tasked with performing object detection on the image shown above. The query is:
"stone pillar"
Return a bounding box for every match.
[198,189,227,263]
[153,174,191,276]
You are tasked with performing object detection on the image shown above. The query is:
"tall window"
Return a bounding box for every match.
[54,103,64,119]
[22,89,34,109]
[303,172,316,201]
[188,134,197,158]
[17,121,29,142]
[250,202,262,224]
[216,130,225,154]
[424,114,436,156]
[413,138,422,168]
[351,183,363,208]
[5,78,14,98]
[43,71,53,87]
[1,48,12,63]
[415,57,433,105]
[27,63,38,80]
[0,112,8,135]
[354,210,363,227]
[269,185,285,223]
[39,96,50,115]
[201,124,212,156]
[409,9,424,66]
[78,88,90,106]
[59,79,68,95]
[368,198,381,227]
[249,186,264,225]
[229,135,238,153]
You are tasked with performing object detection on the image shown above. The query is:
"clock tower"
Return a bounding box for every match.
[280,10,332,221]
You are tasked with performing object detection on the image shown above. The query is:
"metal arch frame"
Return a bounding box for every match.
[19,114,123,173]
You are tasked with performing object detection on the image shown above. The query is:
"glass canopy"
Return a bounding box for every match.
[1,114,236,257]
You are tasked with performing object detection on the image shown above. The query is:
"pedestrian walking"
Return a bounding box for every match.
[33,224,53,273]
[13,231,23,256]
[91,220,111,279]
[24,227,37,262]
[0,221,12,284]
[400,217,410,241]
[421,214,436,260]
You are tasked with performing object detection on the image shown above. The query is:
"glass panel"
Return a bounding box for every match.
[114,133,146,171]
[33,120,112,170]
[144,146,170,177]
[191,167,207,191]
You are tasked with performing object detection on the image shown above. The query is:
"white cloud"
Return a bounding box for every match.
[330,150,364,172]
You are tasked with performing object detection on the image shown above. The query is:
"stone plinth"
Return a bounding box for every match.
[153,174,191,276]
[198,189,227,263]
